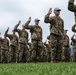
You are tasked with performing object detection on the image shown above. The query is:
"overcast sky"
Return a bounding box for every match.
[0,0,75,42]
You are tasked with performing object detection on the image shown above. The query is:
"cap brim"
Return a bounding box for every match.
[54,9,61,11]
[35,20,40,21]
[56,9,61,11]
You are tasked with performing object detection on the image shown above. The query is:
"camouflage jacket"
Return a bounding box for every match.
[63,35,69,47]
[25,21,42,40]
[14,24,28,44]
[5,30,18,46]
[44,43,51,52]
[0,37,2,47]
[1,38,9,49]
[44,14,64,37]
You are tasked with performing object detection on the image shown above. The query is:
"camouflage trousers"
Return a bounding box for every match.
[50,34,63,62]
[73,46,76,62]
[47,51,51,62]
[18,43,29,62]
[70,55,74,62]
[8,45,18,63]
[1,49,9,63]
[30,40,43,62]
[0,48,1,63]
[42,47,48,62]
[62,47,70,62]
[43,47,51,62]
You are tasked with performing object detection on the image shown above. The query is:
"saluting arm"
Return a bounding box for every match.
[14,21,21,32]
[4,27,12,39]
[44,13,51,23]
[25,21,31,29]
[24,17,33,29]
[44,8,52,23]
[5,27,9,36]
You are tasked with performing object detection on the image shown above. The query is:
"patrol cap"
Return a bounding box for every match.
[54,7,61,11]
[35,18,40,21]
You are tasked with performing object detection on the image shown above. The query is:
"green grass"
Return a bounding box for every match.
[0,62,76,75]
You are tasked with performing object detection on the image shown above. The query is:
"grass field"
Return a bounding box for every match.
[0,62,76,75]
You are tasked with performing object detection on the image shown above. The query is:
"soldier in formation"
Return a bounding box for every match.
[1,34,9,63]
[44,7,64,62]
[44,35,51,62]
[71,33,76,62]
[25,17,43,62]
[0,3,76,63]
[5,27,18,63]
[13,21,29,62]
[62,30,70,62]
[0,33,2,63]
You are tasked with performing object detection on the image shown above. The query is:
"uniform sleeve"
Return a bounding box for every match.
[4,30,12,39]
[67,36,70,46]
[13,24,19,32]
[13,24,22,36]
[44,13,52,23]
[0,37,3,43]
[62,20,64,35]
[68,0,76,12]
[40,27,42,40]
[24,21,33,29]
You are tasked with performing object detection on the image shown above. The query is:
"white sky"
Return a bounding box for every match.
[0,0,75,42]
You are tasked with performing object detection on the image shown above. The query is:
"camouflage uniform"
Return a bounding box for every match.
[1,37,9,63]
[0,37,2,63]
[41,42,47,62]
[14,24,29,62]
[44,13,64,62]
[44,42,51,62]
[71,35,76,62]
[44,35,51,62]
[28,42,32,62]
[25,21,43,62]
[62,34,70,62]
[5,29,18,62]
[70,45,74,62]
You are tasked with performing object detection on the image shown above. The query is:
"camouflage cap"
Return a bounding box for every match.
[35,18,40,21]
[54,7,61,11]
